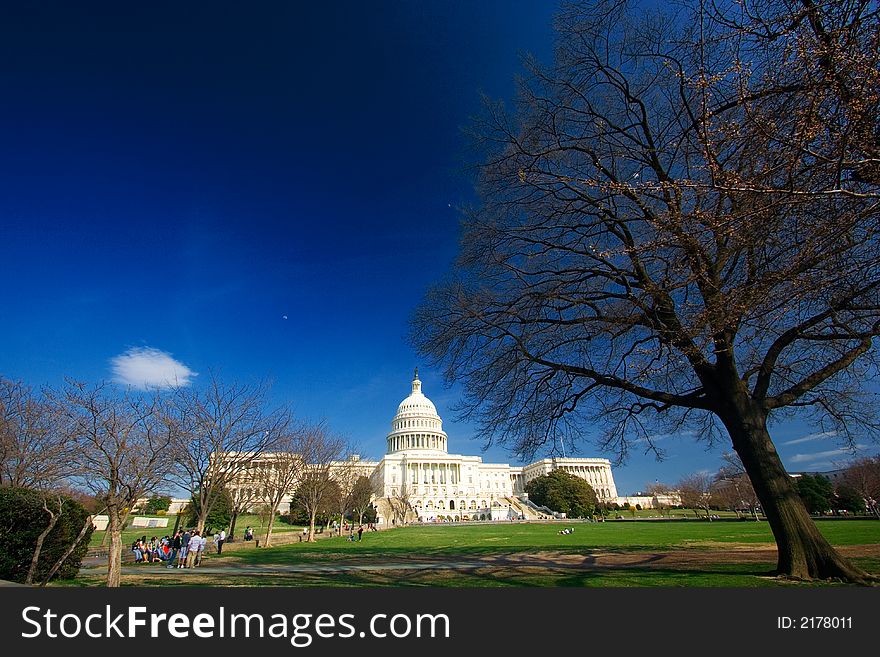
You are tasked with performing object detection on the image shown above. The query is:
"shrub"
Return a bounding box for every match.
[524,470,599,518]
[0,487,94,583]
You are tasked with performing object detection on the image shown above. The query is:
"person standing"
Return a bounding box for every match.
[167,531,181,568]
[217,529,226,554]
[357,525,364,541]
[195,532,206,566]
[186,531,200,568]
[178,529,191,569]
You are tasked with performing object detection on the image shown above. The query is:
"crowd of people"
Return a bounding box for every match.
[130,522,373,565]
[130,528,225,568]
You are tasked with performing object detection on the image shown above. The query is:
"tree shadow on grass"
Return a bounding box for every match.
[72,555,877,588]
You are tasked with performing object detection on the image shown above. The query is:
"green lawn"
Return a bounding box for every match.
[70,519,880,587]
[227,519,880,565]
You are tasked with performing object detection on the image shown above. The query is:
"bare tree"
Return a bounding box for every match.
[254,429,308,547]
[167,373,287,534]
[644,481,672,515]
[23,494,63,585]
[412,0,879,582]
[839,455,880,517]
[55,381,173,587]
[331,456,361,532]
[349,474,379,525]
[1,378,82,583]
[677,473,716,519]
[0,378,71,489]
[39,499,103,587]
[386,485,415,526]
[291,424,347,542]
[714,452,761,519]
[227,481,260,542]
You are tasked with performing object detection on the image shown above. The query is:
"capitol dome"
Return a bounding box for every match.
[396,372,437,416]
[386,369,448,454]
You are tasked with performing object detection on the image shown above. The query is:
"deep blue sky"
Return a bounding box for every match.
[0,1,869,495]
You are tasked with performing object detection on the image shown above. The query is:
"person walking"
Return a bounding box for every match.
[217,529,226,554]
[195,532,206,566]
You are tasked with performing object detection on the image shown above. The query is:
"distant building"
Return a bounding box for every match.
[616,493,682,509]
[225,370,619,523]
[789,469,849,485]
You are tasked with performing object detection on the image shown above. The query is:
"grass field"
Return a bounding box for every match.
[71,519,880,588]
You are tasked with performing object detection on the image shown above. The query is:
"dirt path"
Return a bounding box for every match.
[78,544,880,576]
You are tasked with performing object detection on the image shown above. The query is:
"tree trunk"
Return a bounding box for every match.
[107,510,122,588]
[227,509,239,543]
[720,403,871,583]
[41,511,99,586]
[308,512,316,542]
[264,502,279,547]
[26,497,61,585]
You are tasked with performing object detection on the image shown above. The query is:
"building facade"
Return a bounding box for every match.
[228,370,619,524]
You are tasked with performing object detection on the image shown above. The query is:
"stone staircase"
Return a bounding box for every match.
[505,495,546,520]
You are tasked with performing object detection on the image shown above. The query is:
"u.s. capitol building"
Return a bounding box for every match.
[368,370,617,523]
[231,370,618,524]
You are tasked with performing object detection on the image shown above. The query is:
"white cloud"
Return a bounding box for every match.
[789,445,866,464]
[638,430,698,444]
[781,430,838,446]
[110,347,196,390]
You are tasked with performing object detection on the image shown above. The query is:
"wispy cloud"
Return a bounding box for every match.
[781,430,838,446]
[110,347,196,390]
[638,430,698,444]
[789,445,866,464]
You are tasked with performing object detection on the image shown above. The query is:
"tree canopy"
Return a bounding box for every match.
[412,0,880,582]
[525,470,599,518]
[795,474,835,514]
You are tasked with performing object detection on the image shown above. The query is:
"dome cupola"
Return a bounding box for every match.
[386,368,448,454]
